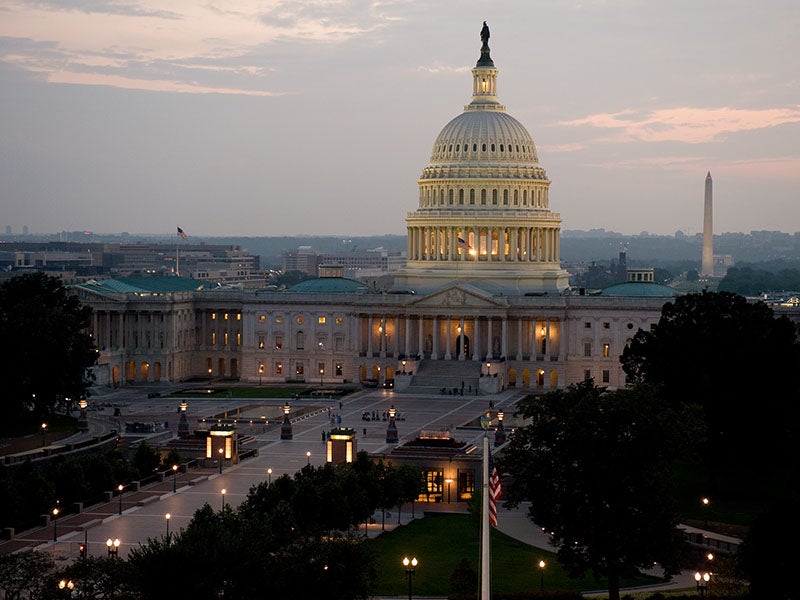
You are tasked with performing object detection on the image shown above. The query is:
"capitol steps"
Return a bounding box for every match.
[404,360,482,395]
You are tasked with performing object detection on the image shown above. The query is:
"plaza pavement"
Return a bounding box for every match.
[4,384,704,595]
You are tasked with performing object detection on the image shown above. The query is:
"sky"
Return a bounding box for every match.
[1,0,799,237]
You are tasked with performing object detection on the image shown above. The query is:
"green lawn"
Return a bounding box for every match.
[368,514,659,596]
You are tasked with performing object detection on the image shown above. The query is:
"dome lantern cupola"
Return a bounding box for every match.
[468,22,503,112]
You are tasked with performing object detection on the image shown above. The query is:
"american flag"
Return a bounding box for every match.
[488,466,502,528]
[177,226,188,240]
[458,237,471,249]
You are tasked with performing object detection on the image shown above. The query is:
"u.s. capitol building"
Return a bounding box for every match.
[74,27,678,394]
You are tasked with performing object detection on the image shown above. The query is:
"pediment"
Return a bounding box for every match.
[408,284,508,309]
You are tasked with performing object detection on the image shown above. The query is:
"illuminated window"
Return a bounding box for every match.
[296,316,304,324]
[236,332,241,346]
[258,337,265,349]
[318,316,326,324]
[211,331,216,345]
[258,362,265,374]
[258,314,266,323]
[223,332,229,345]
[275,335,283,350]
[275,362,283,375]
[211,312,216,320]
[603,343,610,357]
[318,362,325,375]
[224,313,229,320]
[236,313,241,321]
[335,317,344,325]
[275,316,283,323]
[295,362,304,376]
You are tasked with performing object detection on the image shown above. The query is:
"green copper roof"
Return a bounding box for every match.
[288,277,371,294]
[80,276,209,294]
[601,282,678,298]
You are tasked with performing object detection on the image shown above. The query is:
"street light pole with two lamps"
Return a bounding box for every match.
[402,556,418,600]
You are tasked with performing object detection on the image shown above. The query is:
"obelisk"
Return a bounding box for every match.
[701,172,713,277]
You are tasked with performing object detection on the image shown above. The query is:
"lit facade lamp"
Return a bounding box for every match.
[486,362,491,376]
[77,398,89,432]
[41,422,48,447]
[445,478,454,504]
[494,409,507,446]
[281,402,293,440]
[106,538,120,557]
[402,556,418,600]
[267,467,273,484]
[178,401,190,439]
[401,360,406,374]
[117,484,124,515]
[694,571,711,598]
[385,404,399,444]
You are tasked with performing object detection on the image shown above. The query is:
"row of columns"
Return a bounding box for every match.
[407,225,559,263]
[358,314,558,361]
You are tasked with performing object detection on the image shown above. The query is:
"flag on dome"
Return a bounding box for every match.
[458,237,471,249]
[177,226,188,240]
[489,466,502,527]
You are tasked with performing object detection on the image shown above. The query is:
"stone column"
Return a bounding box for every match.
[501,317,508,359]
[431,316,439,360]
[394,315,400,356]
[380,315,387,357]
[367,315,374,357]
[355,315,362,355]
[544,320,551,360]
[487,318,493,359]
[517,318,523,359]
[472,316,480,361]
[404,316,411,357]
[459,316,466,360]
[444,316,452,360]
[418,316,425,357]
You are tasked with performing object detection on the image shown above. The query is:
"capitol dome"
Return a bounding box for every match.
[396,23,569,295]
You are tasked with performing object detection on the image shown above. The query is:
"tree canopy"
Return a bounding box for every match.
[500,381,694,600]
[0,272,97,419]
[620,290,800,491]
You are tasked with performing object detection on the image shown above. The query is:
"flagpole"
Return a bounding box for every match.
[176,235,180,277]
[481,426,491,599]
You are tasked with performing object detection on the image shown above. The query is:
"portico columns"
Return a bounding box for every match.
[418,316,425,357]
[394,315,400,356]
[432,316,439,360]
[458,316,466,360]
[404,316,411,357]
[472,316,480,361]
[501,318,508,359]
[444,316,452,360]
[517,318,523,359]
[367,315,374,356]
[487,318,493,359]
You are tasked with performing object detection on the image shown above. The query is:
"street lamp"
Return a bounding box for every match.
[165,513,171,541]
[218,447,224,474]
[386,404,399,443]
[221,489,226,511]
[77,398,89,432]
[172,464,179,492]
[694,571,711,598]
[106,537,120,557]
[538,559,546,592]
[41,422,48,446]
[267,467,273,485]
[58,580,75,594]
[52,507,59,542]
[702,496,710,528]
[320,367,324,386]
[486,362,491,376]
[495,409,507,446]
[402,360,406,373]
[117,484,124,515]
[281,402,293,440]
[445,478,453,504]
[402,556,418,600]
[306,450,311,466]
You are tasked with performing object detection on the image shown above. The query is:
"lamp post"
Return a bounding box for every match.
[320,367,324,386]
[106,538,120,557]
[538,559,546,592]
[178,401,190,439]
[221,489,226,511]
[77,398,89,432]
[402,556,418,600]
[702,496,710,528]
[306,450,311,466]
[41,422,48,446]
[52,507,59,542]
[172,464,179,492]
[165,513,171,542]
[494,409,507,446]
[445,478,453,504]
[402,360,406,374]
[486,362,491,376]
[117,484,124,515]
[218,447,224,474]
[267,468,273,485]
[58,580,75,595]
[281,402,293,440]
[694,571,710,598]
[386,404,399,444]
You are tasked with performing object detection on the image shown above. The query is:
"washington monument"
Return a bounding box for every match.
[701,171,713,277]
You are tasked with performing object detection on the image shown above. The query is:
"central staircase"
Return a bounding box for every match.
[404,360,482,395]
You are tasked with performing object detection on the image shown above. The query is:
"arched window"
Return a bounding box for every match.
[296,331,305,350]
[470,189,475,204]
[481,189,487,205]
[500,144,504,152]
[513,190,519,205]
[491,143,496,152]
[523,190,528,205]
[473,143,477,152]
[458,189,464,205]
[482,143,487,152]
[503,189,509,205]
[448,189,454,204]
[492,189,498,205]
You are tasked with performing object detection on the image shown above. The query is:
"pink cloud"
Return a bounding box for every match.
[583,155,800,181]
[561,106,800,143]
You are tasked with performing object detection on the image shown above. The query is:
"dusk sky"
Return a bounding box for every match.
[1,1,798,237]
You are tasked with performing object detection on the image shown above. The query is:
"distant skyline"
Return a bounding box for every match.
[2,1,799,237]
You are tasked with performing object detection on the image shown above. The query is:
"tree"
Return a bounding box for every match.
[132,442,161,478]
[0,549,54,599]
[395,464,424,522]
[0,272,96,419]
[500,381,692,600]
[620,291,800,492]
